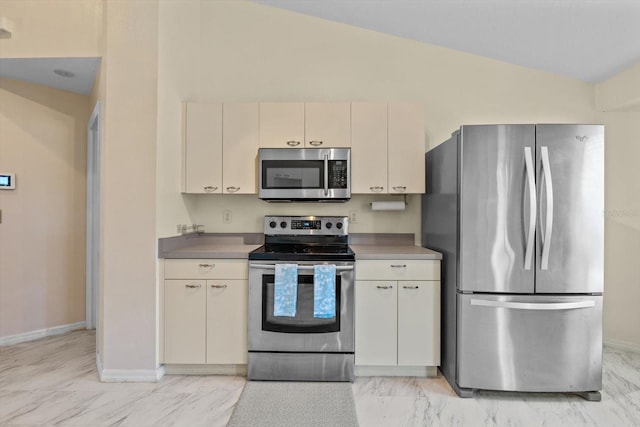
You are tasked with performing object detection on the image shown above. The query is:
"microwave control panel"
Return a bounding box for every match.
[328,161,348,189]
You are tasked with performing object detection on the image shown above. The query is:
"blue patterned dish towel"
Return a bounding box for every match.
[274,263,298,317]
[314,264,336,318]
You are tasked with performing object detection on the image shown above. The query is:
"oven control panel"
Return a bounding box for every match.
[264,215,348,236]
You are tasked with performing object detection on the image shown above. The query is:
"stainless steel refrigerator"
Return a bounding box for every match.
[422,124,604,401]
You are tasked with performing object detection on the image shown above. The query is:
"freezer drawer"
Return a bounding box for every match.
[457,294,602,393]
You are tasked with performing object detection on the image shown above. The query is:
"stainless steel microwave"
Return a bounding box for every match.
[258,148,351,202]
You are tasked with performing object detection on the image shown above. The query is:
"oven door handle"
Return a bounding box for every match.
[250,264,354,272]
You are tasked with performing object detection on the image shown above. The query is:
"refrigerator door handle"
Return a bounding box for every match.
[524,147,536,270]
[470,299,595,310]
[540,146,554,270]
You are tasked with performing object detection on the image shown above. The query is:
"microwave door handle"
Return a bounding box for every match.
[323,153,329,196]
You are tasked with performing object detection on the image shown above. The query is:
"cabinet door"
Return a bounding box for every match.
[388,102,425,194]
[355,281,397,365]
[259,102,304,148]
[222,103,259,194]
[206,280,248,364]
[397,281,440,366]
[304,102,351,148]
[351,102,387,194]
[183,102,222,193]
[164,280,206,364]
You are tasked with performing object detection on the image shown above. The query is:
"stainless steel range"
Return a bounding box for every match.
[248,215,355,382]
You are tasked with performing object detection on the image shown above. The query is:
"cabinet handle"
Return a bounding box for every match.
[204,186,218,192]
[226,186,240,193]
[185,284,201,289]
[376,285,393,289]
[403,285,419,289]
[390,264,407,268]
[308,140,323,146]
[392,186,407,192]
[199,263,215,268]
[211,284,227,289]
[369,186,384,192]
[286,140,301,146]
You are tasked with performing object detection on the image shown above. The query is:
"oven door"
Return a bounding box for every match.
[248,261,354,353]
[258,148,351,201]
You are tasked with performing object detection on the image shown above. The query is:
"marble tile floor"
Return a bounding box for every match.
[1,330,639,426]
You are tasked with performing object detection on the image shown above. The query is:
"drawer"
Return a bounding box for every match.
[164,259,248,279]
[356,260,440,281]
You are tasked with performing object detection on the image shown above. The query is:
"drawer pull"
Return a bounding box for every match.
[376,285,393,289]
[392,186,407,192]
[308,140,323,146]
[369,186,384,192]
[185,284,201,289]
[211,284,227,289]
[390,264,407,268]
[204,186,218,192]
[403,285,419,289]
[226,186,240,193]
[286,140,301,146]
[199,263,215,268]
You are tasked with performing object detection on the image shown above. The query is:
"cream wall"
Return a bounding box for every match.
[156,1,595,243]
[594,66,640,349]
[0,0,101,58]
[0,77,89,338]
[99,0,159,373]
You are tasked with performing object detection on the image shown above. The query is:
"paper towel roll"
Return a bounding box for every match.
[371,201,406,211]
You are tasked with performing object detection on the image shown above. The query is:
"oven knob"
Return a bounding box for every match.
[336,222,343,229]
[269,221,277,229]
[326,222,333,229]
[280,221,287,229]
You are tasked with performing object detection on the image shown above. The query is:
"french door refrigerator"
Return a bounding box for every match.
[422,124,604,401]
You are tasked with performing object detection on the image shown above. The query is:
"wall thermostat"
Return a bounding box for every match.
[0,173,16,190]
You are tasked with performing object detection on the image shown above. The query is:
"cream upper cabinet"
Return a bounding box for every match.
[222,103,259,194]
[351,102,388,193]
[259,102,305,148]
[388,102,425,194]
[183,102,222,194]
[304,102,351,148]
[259,102,350,148]
[351,102,425,194]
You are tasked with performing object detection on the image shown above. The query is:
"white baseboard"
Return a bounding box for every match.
[0,321,86,347]
[97,356,165,383]
[604,339,640,354]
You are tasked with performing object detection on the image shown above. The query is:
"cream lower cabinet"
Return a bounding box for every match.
[355,260,440,367]
[163,259,248,365]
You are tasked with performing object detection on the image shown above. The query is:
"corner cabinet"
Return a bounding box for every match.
[258,102,351,148]
[355,259,440,373]
[182,102,259,194]
[163,259,248,366]
[351,102,425,194]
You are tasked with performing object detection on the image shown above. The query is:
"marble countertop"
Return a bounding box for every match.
[158,232,442,260]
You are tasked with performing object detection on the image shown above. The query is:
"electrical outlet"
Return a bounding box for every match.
[349,210,358,223]
[223,210,232,224]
